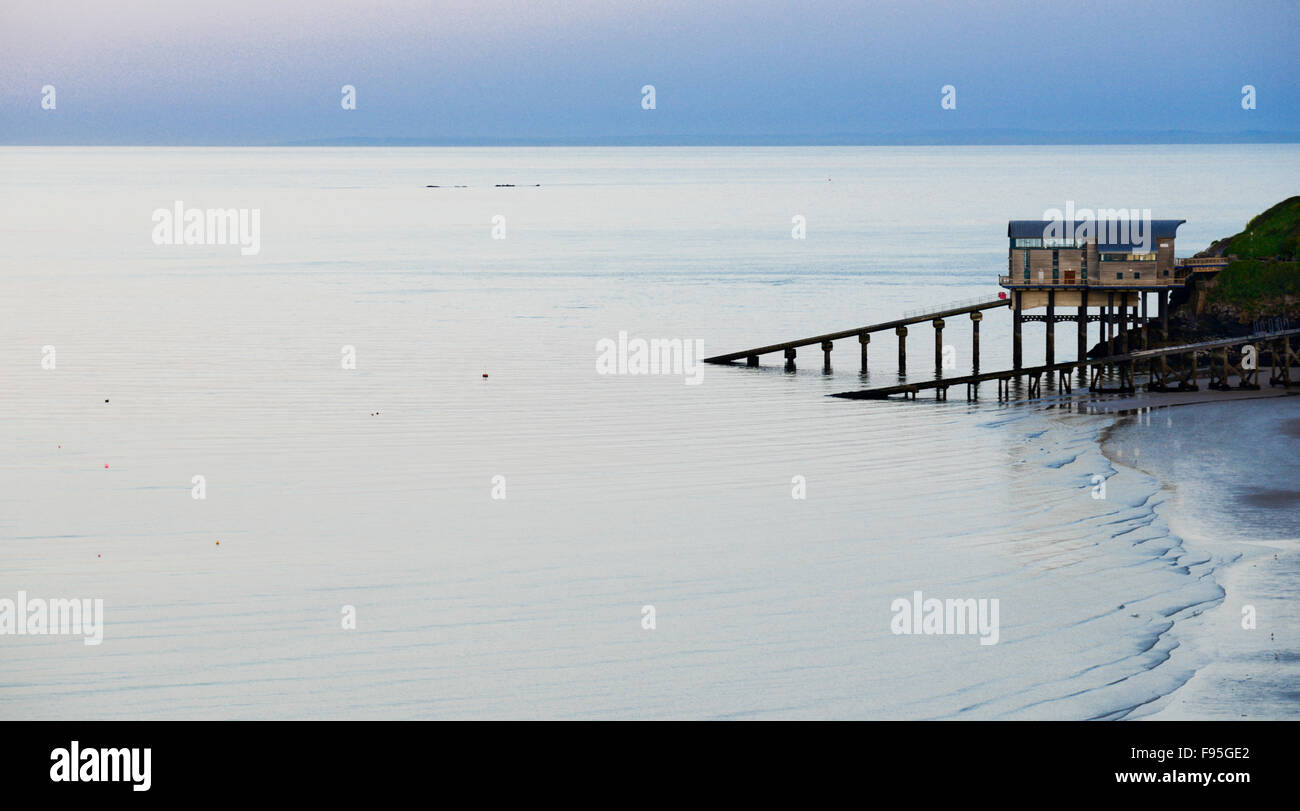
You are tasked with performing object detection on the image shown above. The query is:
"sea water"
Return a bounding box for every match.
[0,145,1296,718]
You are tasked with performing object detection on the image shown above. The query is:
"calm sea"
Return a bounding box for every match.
[1,145,1297,719]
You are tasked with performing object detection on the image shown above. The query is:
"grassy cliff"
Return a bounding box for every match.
[1198,196,1300,320]
[1209,259,1300,314]
[1197,195,1300,260]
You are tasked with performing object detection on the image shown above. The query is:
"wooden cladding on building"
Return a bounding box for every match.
[1003,219,1186,291]
[1007,244,1180,288]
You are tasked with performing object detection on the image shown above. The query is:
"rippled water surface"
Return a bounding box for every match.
[2,145,1297,718]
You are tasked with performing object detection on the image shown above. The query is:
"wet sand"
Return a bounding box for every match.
[1079,385,1297,414]
[1011,367,1300,416]
[1094,394,1300,719]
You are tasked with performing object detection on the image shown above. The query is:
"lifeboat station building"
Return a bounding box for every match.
[998,218,1209,368]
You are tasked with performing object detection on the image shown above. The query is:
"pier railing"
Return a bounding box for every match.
[998,260,1226,289]
[903,295,999,320]
[703,298,1009,366]
[1176,257,1232,269]
[998,273,1184,288]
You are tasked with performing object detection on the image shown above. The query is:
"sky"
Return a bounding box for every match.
[1,0,1297,145]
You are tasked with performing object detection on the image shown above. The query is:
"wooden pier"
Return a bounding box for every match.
[703,297,1010,372]
[703,219,1296,400]
[829,329,1300,401]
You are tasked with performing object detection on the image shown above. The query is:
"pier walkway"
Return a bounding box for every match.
[703,297,1010,371]
[829,329,1300,401]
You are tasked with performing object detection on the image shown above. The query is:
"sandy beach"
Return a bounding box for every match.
[1095,391,1300,718]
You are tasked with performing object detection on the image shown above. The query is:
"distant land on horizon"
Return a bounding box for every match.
[5,130,1299,148]
[282,130,1300,147]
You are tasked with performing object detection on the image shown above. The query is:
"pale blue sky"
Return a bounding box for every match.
[2,0,1296,144]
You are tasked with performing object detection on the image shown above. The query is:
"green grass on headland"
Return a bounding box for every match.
[1208,259,1300,310]
[1198,197,1300,318]
[1213,196,1300,260]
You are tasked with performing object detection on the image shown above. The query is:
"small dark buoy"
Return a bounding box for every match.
[482,373,489,378]
[104,399,109,403]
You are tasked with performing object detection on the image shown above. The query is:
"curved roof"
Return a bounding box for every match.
[1008,219,1185,239]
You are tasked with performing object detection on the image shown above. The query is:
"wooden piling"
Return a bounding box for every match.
[703,299,1009,366]
[1140,292,1148,350]
[831,328,1300,400]
[933,319,945,371]
[1012,292,1023,370]
[1129,299,1139,353]
[1105,293,1114,356]
[1159,290,1169,341]
[1045,290,1055,366]
[1078,290,1088,384]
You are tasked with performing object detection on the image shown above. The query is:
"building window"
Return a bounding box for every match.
[1116,272,1123,280]
[1023,250,1030,282]
[1133,272,1140,279]
[1052,250,1059,281]
[1100,252,1157,262]
[1014,238,1042,248]
[1043,237,1076,248]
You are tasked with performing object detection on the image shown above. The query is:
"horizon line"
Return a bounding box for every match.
[6,139,1300,149]
[4,129,1299,149]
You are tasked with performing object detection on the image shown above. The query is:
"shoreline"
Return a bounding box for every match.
[1091,393,1300,719]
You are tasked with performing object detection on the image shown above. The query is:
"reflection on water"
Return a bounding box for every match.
[1,145,1297,718]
